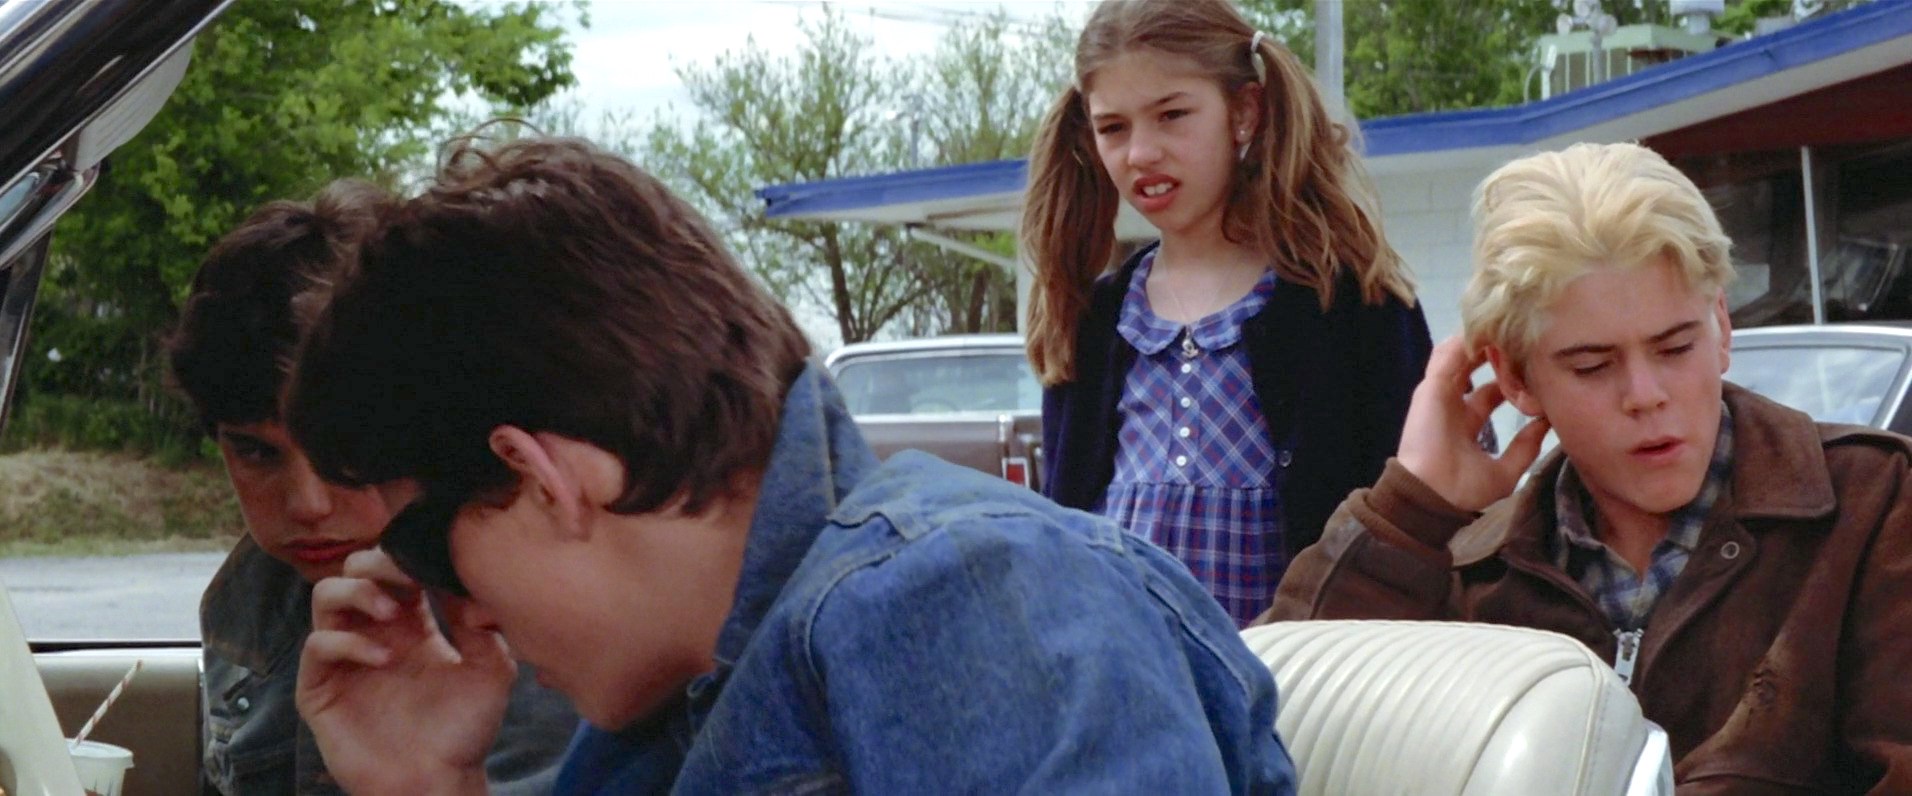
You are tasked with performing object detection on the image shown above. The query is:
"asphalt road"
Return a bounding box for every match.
[0,552,224,640]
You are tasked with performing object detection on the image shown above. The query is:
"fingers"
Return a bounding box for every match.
[312,576,404,631]
[1423,336,1486,392]
[441,598,513,673]
[1498,416,1554,475]
[1463,380,1507,421]
[341,548,420,591]
[304,629,394,668]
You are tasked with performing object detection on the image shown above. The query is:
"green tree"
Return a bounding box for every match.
[642,8,1070,346]
[896,11,1074,337]
[1249,0,1878,119]
[1243,0,1559,118]
[1718,0,1873,34]
[22,0,578,446]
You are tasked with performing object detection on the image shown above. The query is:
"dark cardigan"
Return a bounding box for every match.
[1041,243,1432,560]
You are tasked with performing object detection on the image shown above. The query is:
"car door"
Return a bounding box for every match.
[0,2,233,794]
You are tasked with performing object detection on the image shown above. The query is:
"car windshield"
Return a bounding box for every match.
[1726,343,1907,425]
[834,352,1041,416]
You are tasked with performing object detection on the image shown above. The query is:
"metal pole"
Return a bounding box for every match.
[1801,146,1825,325]
[1315,0,1345,118]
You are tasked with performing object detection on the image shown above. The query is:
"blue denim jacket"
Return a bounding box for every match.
[555,364,1297,794]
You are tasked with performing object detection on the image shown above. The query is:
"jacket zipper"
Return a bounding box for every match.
[1613,628,1644,687]
[1504,556,1643,685]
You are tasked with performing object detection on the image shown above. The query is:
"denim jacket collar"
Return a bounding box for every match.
[709,361,879,669]
[200,536,310,673]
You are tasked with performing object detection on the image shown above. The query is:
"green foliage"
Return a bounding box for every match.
[1243,0,1560,118]
[1717,0,1872,33]
[1719,0,1795,32]
[16,0,578,453]
[1243,0,1876,119]
[641,8,1070,344]
[1,394,204,465]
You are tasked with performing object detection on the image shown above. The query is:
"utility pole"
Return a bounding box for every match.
[1314,0,1346,119]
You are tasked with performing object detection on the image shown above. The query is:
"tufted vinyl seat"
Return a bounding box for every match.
[1241,620,1674,796]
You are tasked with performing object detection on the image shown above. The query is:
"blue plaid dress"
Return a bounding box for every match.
[1097,252,1284,627]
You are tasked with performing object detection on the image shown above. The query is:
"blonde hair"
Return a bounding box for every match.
[1461,142,1735,368]
[1020,0,1414,386]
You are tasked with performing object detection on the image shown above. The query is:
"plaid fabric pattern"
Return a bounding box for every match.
[1553,404,1735,631]
[1098,252,1284,627]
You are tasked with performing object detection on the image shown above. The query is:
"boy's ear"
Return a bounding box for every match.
[1486,344,1544,419]
[487,426,584,537]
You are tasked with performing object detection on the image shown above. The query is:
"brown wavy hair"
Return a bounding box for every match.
[167,179,393,430]
[286,136,812,514]
[1022,0,1414,385]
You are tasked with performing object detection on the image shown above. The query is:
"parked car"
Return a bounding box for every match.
[1727,323,1912,433]
[824,333,1044,490]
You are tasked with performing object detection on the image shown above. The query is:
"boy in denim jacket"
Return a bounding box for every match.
[283,136,1298,794]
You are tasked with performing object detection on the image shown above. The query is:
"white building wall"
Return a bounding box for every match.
[1373,164,1499,343]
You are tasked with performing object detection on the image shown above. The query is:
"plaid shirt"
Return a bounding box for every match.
[1097,252,1284,627]
[1553,404,1735,631]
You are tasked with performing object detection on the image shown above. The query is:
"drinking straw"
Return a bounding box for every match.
[70,660,142,747]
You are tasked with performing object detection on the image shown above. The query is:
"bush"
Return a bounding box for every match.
[1,393,207,465]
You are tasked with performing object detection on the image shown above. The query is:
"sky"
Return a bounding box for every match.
[558,1,1093,126]
[527,1,1097,347]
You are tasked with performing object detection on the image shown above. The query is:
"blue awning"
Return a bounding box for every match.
[756,0,1912,228]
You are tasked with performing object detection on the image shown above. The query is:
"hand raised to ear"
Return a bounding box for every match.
[1398,337,1552,513]
[297,549,512,796]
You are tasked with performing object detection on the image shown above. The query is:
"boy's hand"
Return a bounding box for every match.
[1397,337,1552,513]
[297,549,512,796]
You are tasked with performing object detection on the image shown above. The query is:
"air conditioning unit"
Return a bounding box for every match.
[1534,23,1721,98]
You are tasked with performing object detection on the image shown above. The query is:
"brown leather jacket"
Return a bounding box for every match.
[1258,384,1912,794]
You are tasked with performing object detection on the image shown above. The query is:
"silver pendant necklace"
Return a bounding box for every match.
[1156,255,1204,361]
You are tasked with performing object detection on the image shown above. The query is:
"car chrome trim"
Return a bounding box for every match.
[823,334,1023,368]
[1625,723,1676,796]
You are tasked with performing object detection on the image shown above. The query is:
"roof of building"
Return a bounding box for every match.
[757,0,1912,230]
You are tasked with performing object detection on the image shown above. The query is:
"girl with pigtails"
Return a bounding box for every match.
[1025,0,1431,626]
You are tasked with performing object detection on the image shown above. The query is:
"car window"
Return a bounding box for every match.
[834,352,1041,416]
[1726,344,1906,425]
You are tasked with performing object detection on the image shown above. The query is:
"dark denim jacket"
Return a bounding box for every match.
[1043,242,1432,559]
[200,537,578,795]
[554,363,1297,795]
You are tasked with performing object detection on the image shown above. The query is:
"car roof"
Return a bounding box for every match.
[824,333,1026,368]
[1735,322,1912,343]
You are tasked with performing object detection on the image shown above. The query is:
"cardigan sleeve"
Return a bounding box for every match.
[1352,293,1432,484]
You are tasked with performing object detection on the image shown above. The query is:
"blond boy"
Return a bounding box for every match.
[1260,142,1912,792]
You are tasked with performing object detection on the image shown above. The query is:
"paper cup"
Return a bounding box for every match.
[68,740,134,796]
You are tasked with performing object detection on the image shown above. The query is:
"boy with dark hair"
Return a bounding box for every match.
[167,180,576,795]
[284,136,1298,794]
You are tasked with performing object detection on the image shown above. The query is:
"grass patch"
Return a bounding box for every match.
[0,448,242,557]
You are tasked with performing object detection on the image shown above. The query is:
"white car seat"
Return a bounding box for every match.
[1241,620,1674,796]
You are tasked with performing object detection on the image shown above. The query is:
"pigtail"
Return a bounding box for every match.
[1021,85,1119,386]
[1232,34,1415,310]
